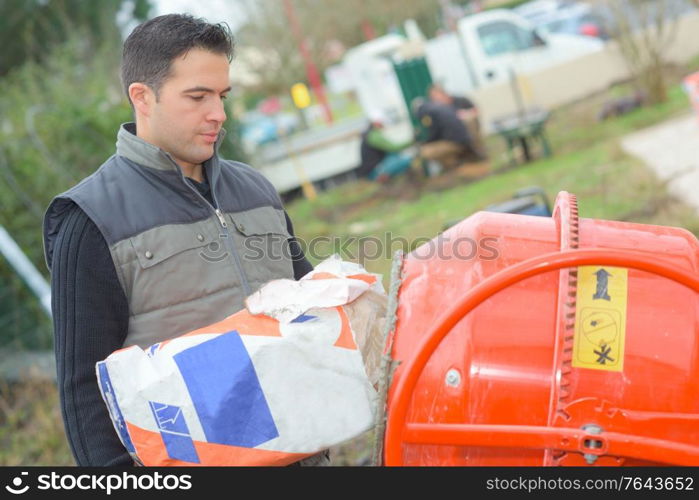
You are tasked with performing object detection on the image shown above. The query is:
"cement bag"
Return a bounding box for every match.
[96,255,386,466]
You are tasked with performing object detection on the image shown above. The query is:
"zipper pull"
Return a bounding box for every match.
[214,208,228,228]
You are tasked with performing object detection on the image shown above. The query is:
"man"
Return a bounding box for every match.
[357,110,413,182]
[412,97,481,173]
[427,84,487,159]
[428,84,477,119]
[42,14,326,466]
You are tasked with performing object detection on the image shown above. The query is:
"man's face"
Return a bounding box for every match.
[147,48,230,169]
[429,88,451,105]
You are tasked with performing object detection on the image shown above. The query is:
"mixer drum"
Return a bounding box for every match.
[385,192,699,466]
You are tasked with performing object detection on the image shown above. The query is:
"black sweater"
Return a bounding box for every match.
[50,175,312,466]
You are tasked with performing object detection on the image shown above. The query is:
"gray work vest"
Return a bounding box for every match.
[43,123,295,349]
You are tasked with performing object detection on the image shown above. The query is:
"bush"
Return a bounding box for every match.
[0,33,130,348]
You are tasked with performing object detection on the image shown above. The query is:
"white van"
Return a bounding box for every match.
[335,9,604,122]
[425,9,605,94]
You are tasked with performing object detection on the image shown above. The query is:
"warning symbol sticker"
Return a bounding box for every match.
[572,266,628,372]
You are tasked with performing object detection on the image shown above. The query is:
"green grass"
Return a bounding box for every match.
[0,381,74,465]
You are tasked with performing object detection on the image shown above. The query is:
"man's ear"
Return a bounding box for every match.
[128,83,153,117]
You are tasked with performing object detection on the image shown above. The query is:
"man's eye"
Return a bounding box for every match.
[221,95,228,100]
[190,95,204,101]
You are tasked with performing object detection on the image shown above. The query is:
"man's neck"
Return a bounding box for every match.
[180,163,204,183]
[133,121,204,182]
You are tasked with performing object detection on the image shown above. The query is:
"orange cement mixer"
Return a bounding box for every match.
[384,191,699,466]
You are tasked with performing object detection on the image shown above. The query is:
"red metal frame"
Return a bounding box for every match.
[384,249,699,466]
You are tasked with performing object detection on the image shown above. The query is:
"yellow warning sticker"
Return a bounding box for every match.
[572,266,628,372]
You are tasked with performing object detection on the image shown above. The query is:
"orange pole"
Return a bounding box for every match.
[361,18,376,41]
[401,423,699,466]
[282,0,334,124]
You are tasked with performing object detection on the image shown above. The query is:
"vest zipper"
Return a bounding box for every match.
[172,160,252,297]
[214,208,228,228]
[211,206,253,297]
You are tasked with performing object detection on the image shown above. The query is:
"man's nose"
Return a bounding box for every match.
[208,99,227,123]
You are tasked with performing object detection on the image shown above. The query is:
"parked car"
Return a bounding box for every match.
[240,111,300,153]
[534,3,610,40]
[518,0,695,40]
[513,0,574,26]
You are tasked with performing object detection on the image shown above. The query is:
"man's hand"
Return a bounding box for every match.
[457,108,478,121]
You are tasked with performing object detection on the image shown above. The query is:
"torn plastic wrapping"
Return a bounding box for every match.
[246,254,387,384]
[96,255,387,466]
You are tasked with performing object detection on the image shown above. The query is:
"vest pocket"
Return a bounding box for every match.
[126,220,238,315]
[226,206,295,286]
[130,221,217,269]
[227,206,290,238]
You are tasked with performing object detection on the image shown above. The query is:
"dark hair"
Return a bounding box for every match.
[427,83,446,95]
[121,14,234,107]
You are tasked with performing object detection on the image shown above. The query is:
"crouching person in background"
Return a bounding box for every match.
[428,83,487,160]
[357,110,414,183]
[412,98,488,179]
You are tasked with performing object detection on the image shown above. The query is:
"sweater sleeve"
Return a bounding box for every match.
[50,204,133,466]
[284,211,313,280]
[366,128,413,153]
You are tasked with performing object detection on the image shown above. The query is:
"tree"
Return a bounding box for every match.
[607,0,687,104]
[235,0,442,97]
[0,0,152,349]
[0,0,151,76]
